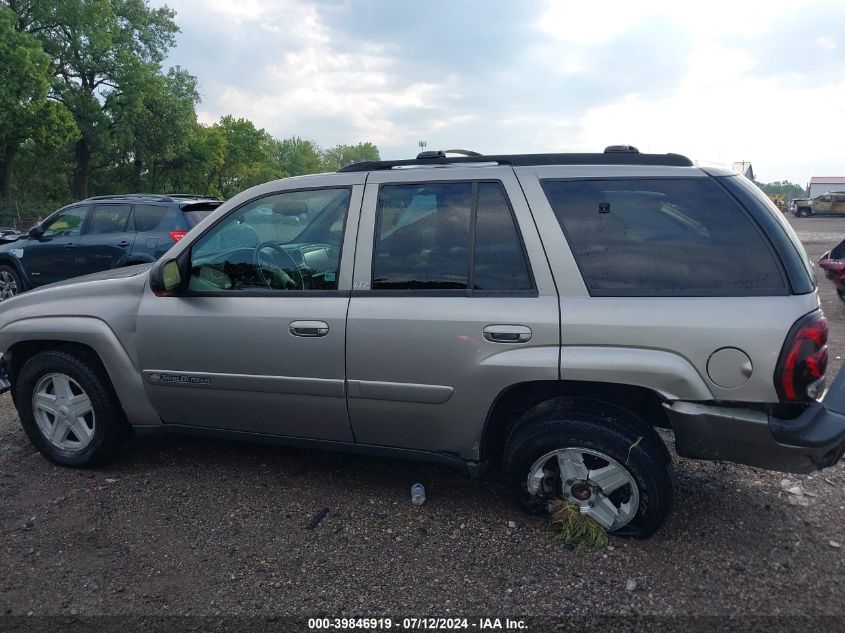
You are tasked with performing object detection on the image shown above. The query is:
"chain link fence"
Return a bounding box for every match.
[0,201,44,232]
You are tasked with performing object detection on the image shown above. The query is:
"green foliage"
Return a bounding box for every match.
[549,498,608,549]
[321,142,380,171]
[216,116,282,198]
[0,0,382,218]
[277,136,323,177]
[0,6,78,200]
[755,180,805,199]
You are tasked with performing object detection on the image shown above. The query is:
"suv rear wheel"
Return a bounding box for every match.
[15,350,130,467]
[503,399,674,538]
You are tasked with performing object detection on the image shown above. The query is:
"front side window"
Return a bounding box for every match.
[543,178,788,296]
[188,188,351,292]
[372,181,533,292]
[87,204,132,235]
[42,206,90,238]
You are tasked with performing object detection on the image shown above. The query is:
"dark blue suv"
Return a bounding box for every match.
[0,194,221,301]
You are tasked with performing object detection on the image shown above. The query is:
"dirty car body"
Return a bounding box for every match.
[0,148,843,538]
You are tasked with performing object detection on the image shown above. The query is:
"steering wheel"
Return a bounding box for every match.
[253,242,305,290]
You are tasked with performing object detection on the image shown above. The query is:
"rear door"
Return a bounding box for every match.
[75,204,135,274]
[345,167,560,460]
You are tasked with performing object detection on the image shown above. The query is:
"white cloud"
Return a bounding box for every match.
[155,0,845,182]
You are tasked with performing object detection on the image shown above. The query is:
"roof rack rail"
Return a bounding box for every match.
[84,193,221,202]
[85,193,171,201]
[338,150,693,172]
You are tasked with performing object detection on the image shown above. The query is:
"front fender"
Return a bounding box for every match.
[0,254,30,290]
[0,315,161,427]
[561,346,713,401]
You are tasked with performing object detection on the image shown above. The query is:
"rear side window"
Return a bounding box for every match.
[88,204,132,234]
[542,178,787,296]
[372,181,533,293]
[474,182,532,291]
[132,204,169,232]
[183,210,213,228]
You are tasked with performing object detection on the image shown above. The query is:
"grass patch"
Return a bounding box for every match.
[549,498,608,549]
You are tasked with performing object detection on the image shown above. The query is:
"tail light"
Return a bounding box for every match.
[775,310,828,402]
[169,231,188,242]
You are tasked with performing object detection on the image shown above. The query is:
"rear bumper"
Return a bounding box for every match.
[664,367,845,474]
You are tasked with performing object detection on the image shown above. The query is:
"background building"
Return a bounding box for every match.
[808,176,845,198]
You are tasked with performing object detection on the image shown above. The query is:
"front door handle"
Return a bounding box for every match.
[64,243,75,249]
[289,320,329,337]
[483,324,532,343]
[118,240,130,248]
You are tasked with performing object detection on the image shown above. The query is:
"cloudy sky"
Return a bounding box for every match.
[151,0,845,185]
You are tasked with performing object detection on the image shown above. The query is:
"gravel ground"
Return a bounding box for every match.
[0,214,844,622]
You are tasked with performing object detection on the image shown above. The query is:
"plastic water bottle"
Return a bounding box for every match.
[411,483,426,506]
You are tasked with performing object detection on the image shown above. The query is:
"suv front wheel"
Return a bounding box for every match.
[15,350,130,467]
[503,399,674,538]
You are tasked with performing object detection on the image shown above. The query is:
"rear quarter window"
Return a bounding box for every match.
[131,204,170,232]
[542,178,788,296]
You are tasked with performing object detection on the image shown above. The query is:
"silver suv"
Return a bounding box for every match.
[1,147,844,538]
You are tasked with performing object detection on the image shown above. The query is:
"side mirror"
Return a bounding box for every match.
[28,225,44,239]
[150,258,184,296]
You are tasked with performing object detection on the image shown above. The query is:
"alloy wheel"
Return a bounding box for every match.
[527,447,640,530]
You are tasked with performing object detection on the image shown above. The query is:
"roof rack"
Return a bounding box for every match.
[338,148,693,172]
[84,193,222,202]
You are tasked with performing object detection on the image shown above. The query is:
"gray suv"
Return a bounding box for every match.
[1,148,844,538]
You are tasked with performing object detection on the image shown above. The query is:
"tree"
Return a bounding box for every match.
[756,180,805,200]
[215,116,281,198]
[320,142,380,172]
[32,0,179,198]
[0,7,77,200]
[109,65,201,193]
[277,136,323,177]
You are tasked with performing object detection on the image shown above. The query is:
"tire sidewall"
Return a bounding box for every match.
[16,352,118,467]
[505,413,672,538]
[0,264,22,300]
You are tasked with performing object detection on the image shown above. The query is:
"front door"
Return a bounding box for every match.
[136,177,364,441]
[345,168,560,460]
[24,205,92,286]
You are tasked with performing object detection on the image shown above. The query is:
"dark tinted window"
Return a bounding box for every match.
[543,178,787,296]
[474,182,532,291]
[183,210,213,228]
[132,204,169,232]
[373,183,471,290]
[88,205,131,234]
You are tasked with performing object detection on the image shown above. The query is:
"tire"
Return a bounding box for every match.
[503,398,674,538]
[0,264,22,302]
[797,208,811,218]
[15,350,130,467]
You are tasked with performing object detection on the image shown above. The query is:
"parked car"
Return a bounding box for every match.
[0,194,222,301]
[818,238,845,299]
[792,191,845,217]
[0,148,843,538]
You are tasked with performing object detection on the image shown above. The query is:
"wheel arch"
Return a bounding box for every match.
[0,254,29,290]
[0,317,161,427]
[479,380,673,466]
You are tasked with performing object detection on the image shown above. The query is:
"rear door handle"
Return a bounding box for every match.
[289,320,329,337]
[64,243,75,249]
[118,240,130,248]
[483,324,532,343]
